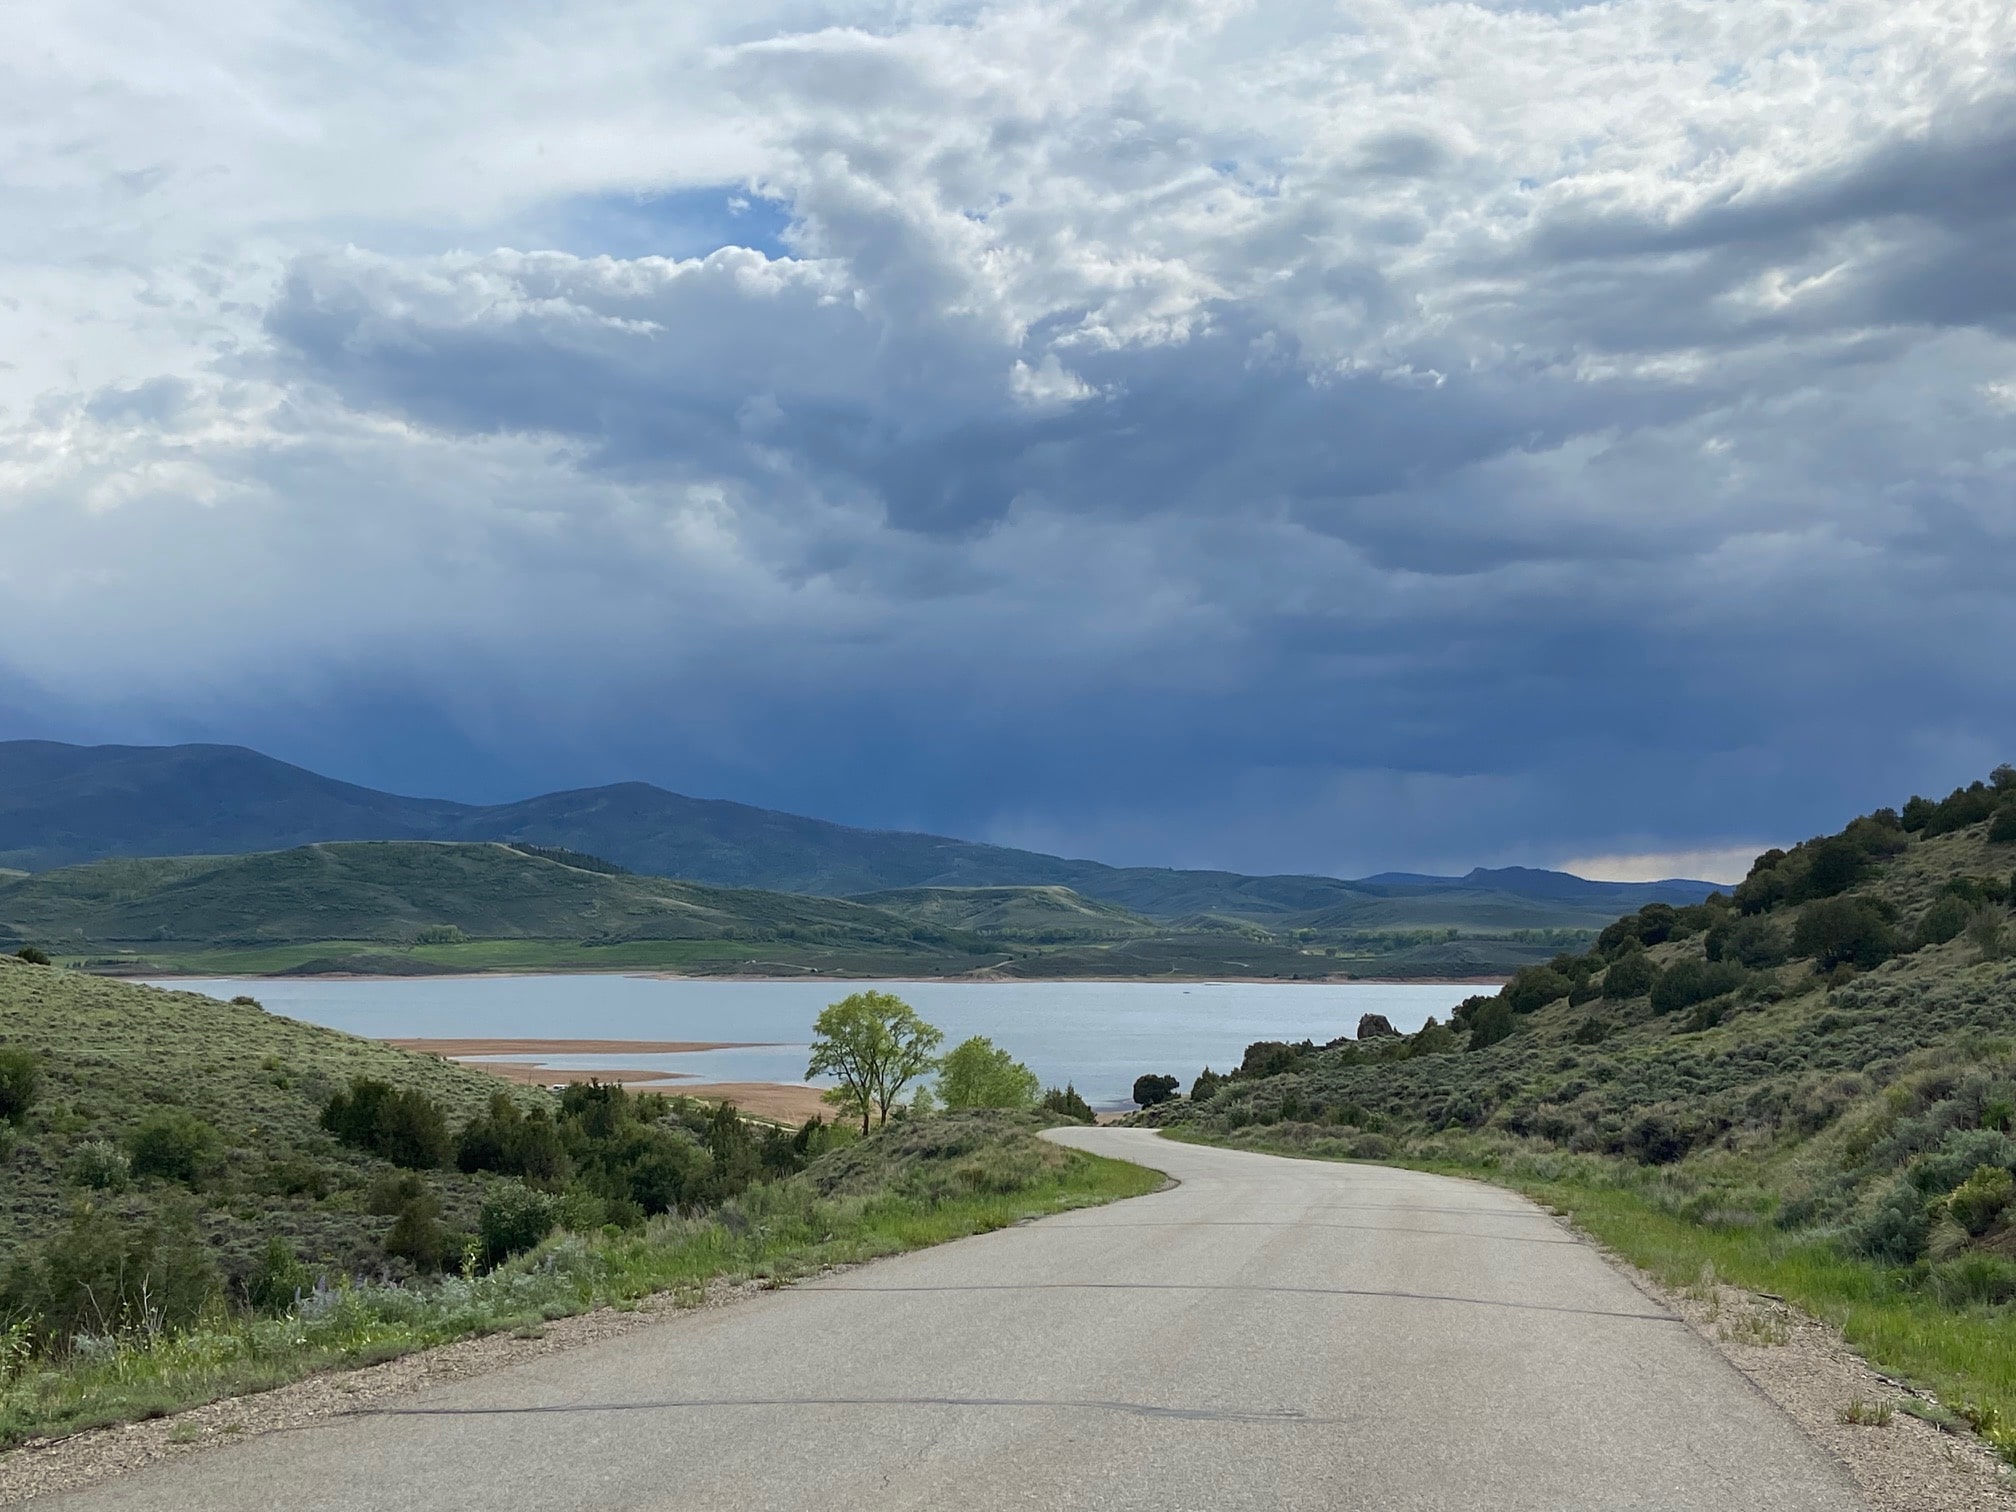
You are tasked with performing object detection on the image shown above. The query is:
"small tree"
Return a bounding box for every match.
[807,991,944,1134]
[1602,950,1657,1000]
[1040,1084,1095,1123]
[937,1036,1040,1110]
[1132,1074,1180,1107]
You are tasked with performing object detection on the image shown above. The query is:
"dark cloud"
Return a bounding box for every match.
[5,0,2015,874]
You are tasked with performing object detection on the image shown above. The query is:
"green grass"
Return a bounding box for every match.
[0,1119,1157,1448]
[0,956,526,1266]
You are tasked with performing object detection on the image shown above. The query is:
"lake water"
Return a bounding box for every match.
[151,977,1477,1111]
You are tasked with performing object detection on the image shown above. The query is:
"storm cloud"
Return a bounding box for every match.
[2,0,2011,878]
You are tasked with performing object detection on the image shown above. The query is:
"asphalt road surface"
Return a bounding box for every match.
[47,1129,1865,1510]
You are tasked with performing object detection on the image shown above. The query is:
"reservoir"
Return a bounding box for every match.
[154,976,1479,1111]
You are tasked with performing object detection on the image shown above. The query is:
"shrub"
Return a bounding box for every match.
[456,1095,571,1186]
[245,1238,313,1316]
[1802,837,1870,899]
[1041,1084,1095,1122]
[1185,1071,1223,1105]
[1650,960,1745,1017]
[937,1037,1041,1110]
[1791,897,1899,971]
[1620,1112,1695,1166]
[1132,1074,1180,1108]
[66,1138,131,1192]
[1356,1014,1398,1040]
[479,1183,561,1264]
[1990,802,2016,846]
[1408,1019,1458,1057]
[1567,977,1601,1006]
[1466,997,1516,1050]
[1602,951,1657,1001]
[1947,1166,2015,1237]
[13,946,49,966]
[385,1194,450,1271]
[1969,908,2009,963]
[322,1078,451,1169]
[1707,915,1789,968]
[1239,1042,1311,1076]
[127,1109,220,1185]
[1916,895,1973,950]
[1571,1016,1611,1045]
[1854,1180,1932,1263]
[1505,967,1570,1015]
[228,994,263,1009]
[0,1205,219,1349]
[0,1047,40,1125]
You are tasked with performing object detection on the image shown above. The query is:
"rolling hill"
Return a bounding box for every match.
[1138,766,2016,1454]
[0,841,1002,975]
[0,742,1721,933]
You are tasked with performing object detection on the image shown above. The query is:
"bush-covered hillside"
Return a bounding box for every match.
[0,959,840,1348]
[1150,767,2016,1279]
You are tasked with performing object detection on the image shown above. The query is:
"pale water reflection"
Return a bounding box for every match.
[153,976,1478,1110]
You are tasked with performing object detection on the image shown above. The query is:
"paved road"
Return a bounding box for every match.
[49,1129,1865,1510]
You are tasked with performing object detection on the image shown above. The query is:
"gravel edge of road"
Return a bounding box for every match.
[0,1274,780,1506]
[1545,1205,2016,1512]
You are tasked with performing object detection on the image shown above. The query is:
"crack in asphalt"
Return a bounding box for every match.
[349,1397,1333,1425]
[799,1281,1679,1323]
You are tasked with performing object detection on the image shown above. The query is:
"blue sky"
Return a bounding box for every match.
[3,0,2013,883]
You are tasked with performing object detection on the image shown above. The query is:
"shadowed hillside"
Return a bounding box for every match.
[0,743,1718,931]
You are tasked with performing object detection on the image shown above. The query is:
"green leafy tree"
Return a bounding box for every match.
[937,1036,1040,1110]
[1791,896,1899,971]
[1132,1074,1180,1107]
[807,991,944,1134]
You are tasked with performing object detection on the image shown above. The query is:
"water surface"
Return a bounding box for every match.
[154,976,1476,1110]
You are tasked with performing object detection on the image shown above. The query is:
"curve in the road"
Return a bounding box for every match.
[43,1126,1867,1512]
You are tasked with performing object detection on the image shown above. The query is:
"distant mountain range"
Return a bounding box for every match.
[0,741,1724,926]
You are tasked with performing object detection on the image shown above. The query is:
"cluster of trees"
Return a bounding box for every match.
[1901,766,2016,839]
[805,991,1093,1127]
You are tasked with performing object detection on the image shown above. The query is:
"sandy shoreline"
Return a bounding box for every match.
[386,1038,775,1056]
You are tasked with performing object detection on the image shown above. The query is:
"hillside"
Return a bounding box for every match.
[849,885,1156,941]
[0,955,520,1273]
[0,841,1003,976]
[0,743,1718,932]
[0,955,1156,1448]
[1139,767,2016,1448]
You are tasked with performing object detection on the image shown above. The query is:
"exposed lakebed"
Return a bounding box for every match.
[152,976,1475,1110]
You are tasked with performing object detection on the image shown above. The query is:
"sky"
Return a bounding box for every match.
[3,0,2013,885]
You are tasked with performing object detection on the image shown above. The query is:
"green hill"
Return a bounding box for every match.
[1142,766,2016,1453]
[0,956,518,1273]
[0,841,1585,980]
[0,841,958,950]
[0,742,1718,930]
[849,885,1157,940]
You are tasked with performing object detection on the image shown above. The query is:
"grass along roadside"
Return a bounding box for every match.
[1162,1125,2016,1465]
[1,1117,1159,1451]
